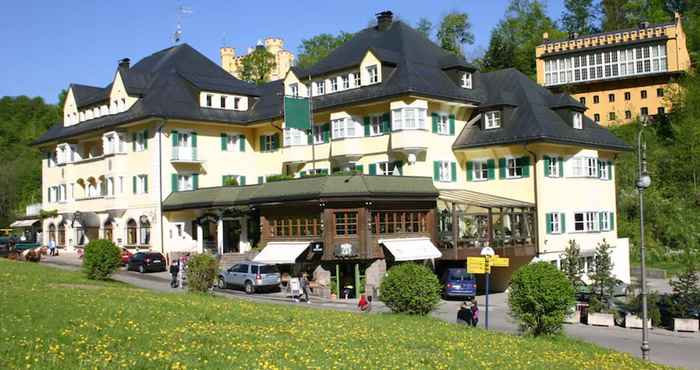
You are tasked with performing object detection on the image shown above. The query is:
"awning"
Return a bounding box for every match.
[379,237,442,261]
[10,219,39,228]
[253,241,310,264]
[439,189,534,208]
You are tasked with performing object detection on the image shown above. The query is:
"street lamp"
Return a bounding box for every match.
[636,116,651,361]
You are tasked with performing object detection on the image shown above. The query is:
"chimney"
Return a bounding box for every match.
[639,21,650,29]
[376,11,393,31]
[542,32,549,41]
[568,32,579,40]
[118,58,130,71]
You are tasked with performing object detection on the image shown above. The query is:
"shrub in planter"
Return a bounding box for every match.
[380,263,441,315]
[509,262,575,336]
[82,239,121,280]
[186,253,219,292]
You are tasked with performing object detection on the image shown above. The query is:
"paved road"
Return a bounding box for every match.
[40,254,699,369]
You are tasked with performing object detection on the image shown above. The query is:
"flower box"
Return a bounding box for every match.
[673,318,699,333]
[588,313,614,327]
[625,314,651,329]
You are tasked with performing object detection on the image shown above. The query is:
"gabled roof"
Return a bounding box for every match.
[453,69,631,151]
[70,84,109,108]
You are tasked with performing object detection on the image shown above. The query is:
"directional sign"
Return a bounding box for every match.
[467,257,487,274]
[491,256,510,267]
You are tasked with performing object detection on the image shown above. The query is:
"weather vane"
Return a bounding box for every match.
[174,4,193,44]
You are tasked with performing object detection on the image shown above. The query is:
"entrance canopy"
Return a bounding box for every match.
[253,241,311,264]
[380,237,442,261]
[439,189,534,208]
[10,219,39,228]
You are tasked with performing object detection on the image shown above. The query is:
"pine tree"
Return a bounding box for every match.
[590,239,616,309]
[670,258,700,318]
[560,239,583,285]
[416,18,433,39]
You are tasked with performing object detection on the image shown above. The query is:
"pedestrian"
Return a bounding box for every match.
[169,260,180,288]
[300,272,312,304]
[457,302,471,325]
[358,294,372,312]
[48,238,56,256]
[178,255,188,289]
[471,300,479,327]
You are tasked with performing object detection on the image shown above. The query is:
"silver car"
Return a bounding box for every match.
[218,261,281,294]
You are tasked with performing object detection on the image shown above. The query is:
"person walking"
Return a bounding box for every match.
[300,273,312,304]
[471,301,479,327]
[48,238,56,257]
[169,260,180,288]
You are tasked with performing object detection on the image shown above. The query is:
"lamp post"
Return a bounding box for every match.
[636,117,651,361]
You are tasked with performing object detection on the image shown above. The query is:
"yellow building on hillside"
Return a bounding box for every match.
[535,13,691,126]
[220,37,294,81]
[34,11,632,290]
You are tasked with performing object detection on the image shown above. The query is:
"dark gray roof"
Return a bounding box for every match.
[453,69,631,151]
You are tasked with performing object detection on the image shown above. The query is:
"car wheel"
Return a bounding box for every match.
[138,265,145,273]
[245,281,254,294]
[218,278,226,289]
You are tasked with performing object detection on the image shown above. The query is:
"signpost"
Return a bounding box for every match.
[466,247,509,330]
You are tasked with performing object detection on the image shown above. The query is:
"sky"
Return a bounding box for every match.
[0,0,565,104]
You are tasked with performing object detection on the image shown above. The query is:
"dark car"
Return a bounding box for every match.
[442,268,477,299]
[126,252,166,273]
[0,236,10,258]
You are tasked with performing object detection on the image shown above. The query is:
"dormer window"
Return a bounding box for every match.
[290,83,299,97]
[573,112,583,129]
[234,97,241,110]
[461,72,472,88]
[367,65,378,84]
[353,72,361,87]
[315,81,325,95]
[206,94,213,107]
[330,78,338,92]
[220,96,227,108]
[342,75,350,89]
[484,111,502,129]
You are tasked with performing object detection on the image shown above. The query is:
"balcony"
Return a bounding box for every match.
[330,138,363,160]
[171,146,204,164]
[390,130,428,158]
[282,143,330,164]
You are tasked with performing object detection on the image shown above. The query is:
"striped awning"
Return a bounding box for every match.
[439,189,534,209]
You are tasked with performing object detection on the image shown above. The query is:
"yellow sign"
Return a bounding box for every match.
[467,257,487,274]
[491,256,510,267]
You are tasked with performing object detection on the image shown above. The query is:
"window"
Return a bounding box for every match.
[377,161,401,176]
[177,175,193,191]
[220,96,227,108]
[134,131,147,152]
[438,161,451,182]
[624,92,631,100]
[472,160,488,181]
[234,97,241,110]
[599,160,610,180]
[284,128,306,146]
[461,72,472,88]
[436,113,449,134]
[222,174,244,186]
[608,94,615,102]
[573,112,583,129]
[574,211,599,232]
[391,107,426,130]
[330,78,338,92]
[579,97,586,105]
[570,157,598,177]
[656,88,664,97]
[370,211,428,234]
[641,107,649,116]
[594,113,600,122]
[335,211,357,235]
[369,115,383,136]
[206,94,213,107]
[260,134,278,152]
[609,112,616,121]
[547,213,563,234]
[331,117,360,139]
[367,65,378,84]
[657,107,665,115]
[134,174,148,194]
[342,75,350,89]
[270,215,322,237]
[593,95,599,104]
[641,90,647,99]
[353,72,361,87]
[547,156,561,177]
[625,110,632,119]
[289,83,299,97]
[315,81,325,95]
[600,212,610,231]
[506,158,523,178]
[127,219,137,245]
[484,111,502,129]
[140,219,150,245]
[312,125,325,144]
[223,134,243,152]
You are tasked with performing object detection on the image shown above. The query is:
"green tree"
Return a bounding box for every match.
[560,239,583,285]
[380,263,442,315]
[600,0,632,31]
[239,46,276,85]
[508,262,575,336]
[436,11,474,56]
[669,257,700,318]
[561,0,599,34]
[416,18,433,39]
[57,89,67,117]
[590,239,616,310]
[296,32,354,69]
[82,239,121,280]
[186,253,219,293]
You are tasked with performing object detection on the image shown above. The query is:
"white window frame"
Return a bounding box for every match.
[342,75,350,89]
[367,65,378,84]
[506,158,523,179]
[331,117,360,140]
[289,83,299,97]
[177,174,193,192]
[600,212,610,231]
[599,161,609,180]
[550,212,562,234]
[377,161,400,176]
[225,134,241,152]
[573,211,599,232]
[573,112,583,129]
[205,94,213,107]
[261,134,275,152]
[461,72,472,88]
[548,156,560,177]
[473,160,488,181]
[284,127,306,147]
[315,80,325,95]
[370,115,383,136]
[136,175,148,194]
[312,125,324,144]
[353,72,361,87]
[569,157,599,178]
[436,113,449,135]
[438,161,451,182]
[330,78,338,92]
[391,107,427,131]
[484,111,502,129]
[134,132,146,152]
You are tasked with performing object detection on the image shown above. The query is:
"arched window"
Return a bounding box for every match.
[127,219,137,245]
[139,219,151,245]
[103,220,113,241]
[48,223,56,242]
[58,223,66,246]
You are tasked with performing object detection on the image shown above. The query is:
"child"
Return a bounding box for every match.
[358,294,371,312]
[169,260,180,288]
[471,301,480,327]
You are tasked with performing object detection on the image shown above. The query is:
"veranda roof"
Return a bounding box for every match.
[438,189,534,209]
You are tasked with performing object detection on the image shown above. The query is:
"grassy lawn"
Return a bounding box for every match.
[0,260,666,369]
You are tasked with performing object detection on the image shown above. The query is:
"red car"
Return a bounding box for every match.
[120,248,133,265]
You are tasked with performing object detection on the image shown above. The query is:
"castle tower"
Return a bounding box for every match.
[219,37,294,81]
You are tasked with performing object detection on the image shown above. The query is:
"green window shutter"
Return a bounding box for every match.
[520,156,530,177]
[559,157,565,177]
[433,161,440,181]
[449,114,456,135]
[192,174,199,190]
[451,162,457,182]
[221,133,228,151]
[133,176,137,193]
[355,164,364,174]
[307,131,313,145]
[258,176,264,184]
[381,112,390,133]
[599,212,605,231]
[394,160,403,175]
[190,132,197,148]
[597,160,603,179]
[466,161,473,181]
[498,158,506,179]
[609,212,615,230]
[132,133,137,151]
[143,175,148,193]
[322,123,330,143]
[363,116,371,136]
[369,163,377,176]
[546,213,552,234]
[239,176,246,186]
[560,213,566,233]
[222,175,227,186]
[299,171,306,177]
[239,135,246,152]
[273,134,280,150]
[608,161,613,180]
[171,174,178,193]
[171,130,178,147]
[487,159,495,180]
[543,156,551,177]
[431,113,439,133]
[143,129,148,149]
[259,135,265,151]
[320,169,329,175]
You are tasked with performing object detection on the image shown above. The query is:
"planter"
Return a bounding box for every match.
[625,314,651,329]
[564,310,580,324]
[673,318,699,333]
[588,313,614,327]
[330,293,337,300]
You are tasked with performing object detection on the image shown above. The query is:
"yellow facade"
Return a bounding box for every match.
[220,37,294,81]
[535,13,690,125]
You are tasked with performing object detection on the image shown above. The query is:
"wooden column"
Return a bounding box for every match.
[335,263,341,299]
[451,202,459,260]
[355,263,361,299]
[487,208,493,246]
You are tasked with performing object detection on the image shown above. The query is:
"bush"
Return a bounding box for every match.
[266,174,294,182]
[380,263,441,315]
[186,253,219,292]
[82,239,121,280]
[508,262,575,336]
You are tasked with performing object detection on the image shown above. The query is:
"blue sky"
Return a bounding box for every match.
[0,0,564,103]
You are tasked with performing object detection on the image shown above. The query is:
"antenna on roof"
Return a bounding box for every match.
[173,4,193,44]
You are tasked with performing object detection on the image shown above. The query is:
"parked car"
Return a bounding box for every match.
[0,236,10,258]
[120,248,133,265]
[126,252,166,273]
[218,261,281,294]
[441,268,477,299]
